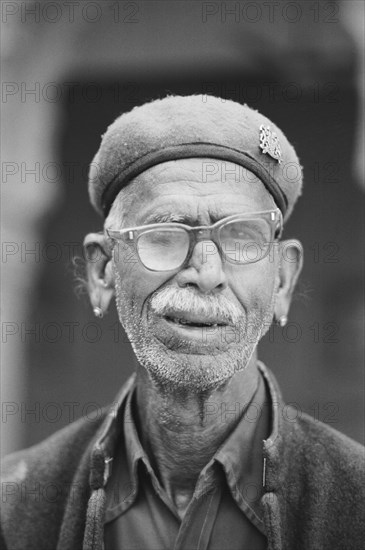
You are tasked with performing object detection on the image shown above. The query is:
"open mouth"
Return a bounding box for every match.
[164,315,225,328]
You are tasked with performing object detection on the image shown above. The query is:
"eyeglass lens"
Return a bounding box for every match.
[219,219,270,264]
[137,228,190,271]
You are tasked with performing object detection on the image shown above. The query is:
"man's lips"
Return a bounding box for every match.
[148,308,237,353]
[159,311,230,328]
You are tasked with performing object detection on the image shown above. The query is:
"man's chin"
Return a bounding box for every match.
[132,336,249,395]
[146,360,236,395]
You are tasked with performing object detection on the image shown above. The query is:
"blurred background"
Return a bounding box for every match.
[1,0,364,457]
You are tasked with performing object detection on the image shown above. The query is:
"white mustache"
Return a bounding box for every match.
[150,286,243,325]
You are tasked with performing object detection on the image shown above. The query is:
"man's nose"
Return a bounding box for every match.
[176,240,228,293]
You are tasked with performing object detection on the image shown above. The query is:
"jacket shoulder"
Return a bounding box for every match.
[294,410,365,471]
[1,412,107,550]
[2,410,107,481]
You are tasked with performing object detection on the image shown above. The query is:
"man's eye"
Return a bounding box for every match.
[221,221,267,242]
[152,236,172,246]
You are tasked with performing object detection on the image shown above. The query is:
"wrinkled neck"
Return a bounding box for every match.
[133,353,260,501]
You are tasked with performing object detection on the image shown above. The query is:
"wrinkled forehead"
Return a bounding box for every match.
[119,158,276,224]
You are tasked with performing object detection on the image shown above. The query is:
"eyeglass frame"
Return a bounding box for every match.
[105,208,283,272]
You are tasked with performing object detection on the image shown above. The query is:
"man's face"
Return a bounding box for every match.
[110,159,280,393]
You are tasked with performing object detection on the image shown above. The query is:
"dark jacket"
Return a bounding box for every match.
[1,364,364,550]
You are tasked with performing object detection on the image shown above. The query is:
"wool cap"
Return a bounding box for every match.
[88,94,303,220]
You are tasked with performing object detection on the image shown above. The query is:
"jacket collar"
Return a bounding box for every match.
[258,361,286,492]
[56,374,136,550]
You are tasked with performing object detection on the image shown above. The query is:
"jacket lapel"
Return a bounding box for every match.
[56,375,136,550]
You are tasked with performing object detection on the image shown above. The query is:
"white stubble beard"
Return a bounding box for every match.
[113,269,276,394]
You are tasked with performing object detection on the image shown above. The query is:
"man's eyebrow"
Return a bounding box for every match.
[143,212,196,224]
[142,206,243,225]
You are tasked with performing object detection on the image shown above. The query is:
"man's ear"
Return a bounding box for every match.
[83,232,115,315]
[274,239,303,321]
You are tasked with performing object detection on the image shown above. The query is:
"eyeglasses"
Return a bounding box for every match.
[106,209,283,272]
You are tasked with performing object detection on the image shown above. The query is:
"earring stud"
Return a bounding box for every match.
[278,315,288,327]
[93,306,103,319]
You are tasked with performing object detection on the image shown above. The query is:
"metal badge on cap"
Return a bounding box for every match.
[259,125,282,164]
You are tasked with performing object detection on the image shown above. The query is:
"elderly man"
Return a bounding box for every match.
[1,95,364,550]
